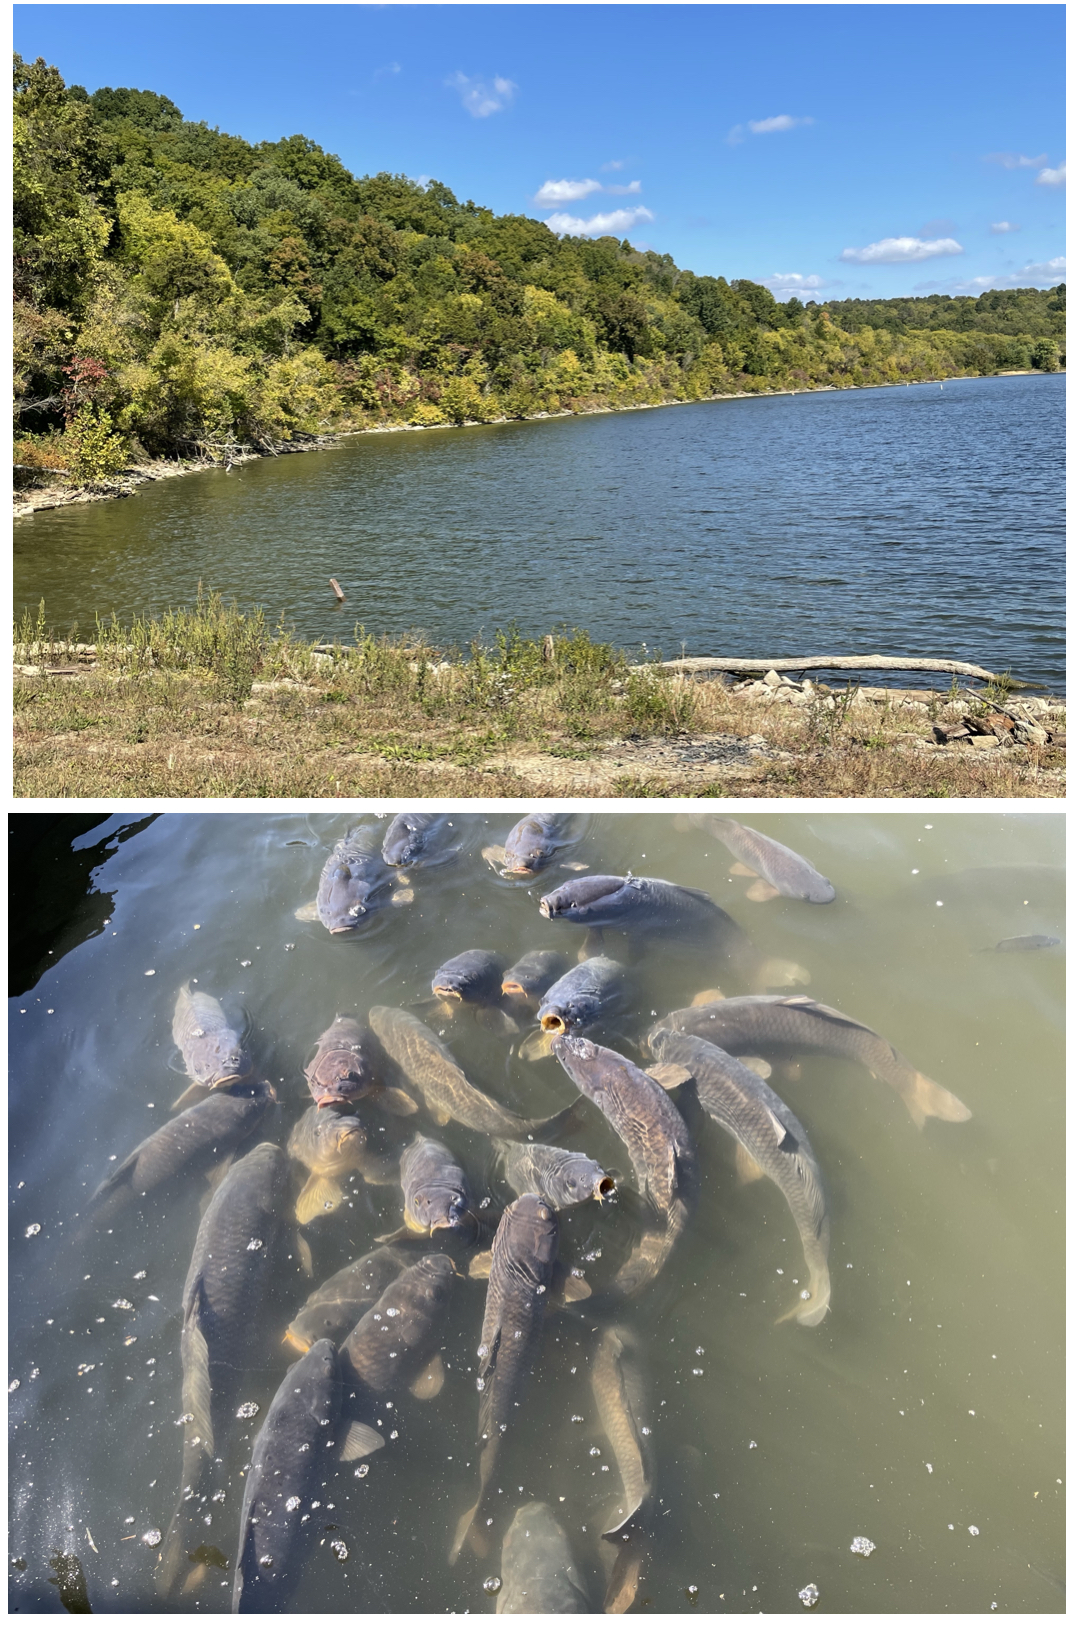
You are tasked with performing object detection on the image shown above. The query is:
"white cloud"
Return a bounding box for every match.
[728,114,813,145]
[544,206,654,239]
[601,159,626,172]
[915,258,1066,293]
[446,72,516,118]
[606,180,641,196]
[1036,161,1066,188]
[534,178,602,205]
[840,235,963,264]
[983,151,1046,169]
[757,273,831,297]
[989,221,1020,234]
[373,61,401,80]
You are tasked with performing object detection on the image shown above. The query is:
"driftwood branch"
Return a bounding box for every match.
[653,655,1005,682]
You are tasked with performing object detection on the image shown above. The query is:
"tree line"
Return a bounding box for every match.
[13,54,1065,484]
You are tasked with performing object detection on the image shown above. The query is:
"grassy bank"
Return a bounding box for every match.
[13,598,1066,799]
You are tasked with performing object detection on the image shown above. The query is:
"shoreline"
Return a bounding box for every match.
[12,368,1048,519]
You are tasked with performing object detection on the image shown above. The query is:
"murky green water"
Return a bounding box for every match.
[8,810,1066,1613]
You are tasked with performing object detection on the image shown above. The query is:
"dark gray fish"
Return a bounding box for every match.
[539,873,750,962]
[537,956,626,1035]
[285,1247,408,1353]
[451,1195,559,1562]
[368,1006,569,1140]
[432,950,509,1006]
[701,816,836,903]
[501,950,571,1003]
[232,1339,345,1613]
[160,1144,297,1594]
[648,1028,831,1325]
[89,1080,276,1225]
[303,1015,389,1109]
[305,828,412,933]
[339,1253,458,1402]
[497,1502,592,1614]
[497,1139,615,1208]
[172,983,253,1101]
[660,995,972,1129]
[551,1035,698,1298]
[396,1134,473,1235]
[501,811,573,875]
[992,934,1061,952]
[287,1105,396,1225]
[591,1325,655,1537]
[382,812,460,868]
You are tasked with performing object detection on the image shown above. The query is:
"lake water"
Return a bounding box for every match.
[13,373,1066,691]
[8,809,1066,1613]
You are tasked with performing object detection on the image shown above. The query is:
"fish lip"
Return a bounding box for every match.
[540,1013,568,1034]
[538,898,557,918]
[500,979,525,996]
[209,1071,246,1089]
[432,983,462,1000]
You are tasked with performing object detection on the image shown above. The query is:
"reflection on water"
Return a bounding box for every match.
[13,373,1066,689]
[8,810,1066,1613]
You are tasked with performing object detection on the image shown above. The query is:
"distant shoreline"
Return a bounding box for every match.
[12,368,1051,519]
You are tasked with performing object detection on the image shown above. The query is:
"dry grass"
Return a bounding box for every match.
[13,601,1064,799]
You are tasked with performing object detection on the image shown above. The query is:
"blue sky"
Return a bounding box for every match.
[15,3,1066,300]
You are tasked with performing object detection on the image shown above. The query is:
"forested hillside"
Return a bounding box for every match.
[13,54,1066,484]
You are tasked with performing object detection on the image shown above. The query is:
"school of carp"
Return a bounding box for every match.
[83,811,974,1613]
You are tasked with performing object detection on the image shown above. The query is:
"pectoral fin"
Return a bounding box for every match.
[294,901,319,922]
[735,1143,765,1184]
[390,888,414,908]
[338,1421,386,1462]
[296,1235,313,1277]
[476,1006,519,1037]
[730,862,758,877]
[374,1224,415,1245]
[766,1110,790,1148]
[295,1174,343,1225]
[645,1062,692,1092]
[467,1250,493,1279]
[562,1274,592,1302]
[561,861,590,872]
[738,1055,772,1079]
[379,1086,419,1117]
[746,879,781,902]
[518,1028,556,1062]
[691,987,724,1006]
[758,957,810,989]
[578,929,605,962]
[171,1081,209,1112]
[410,1353,445,1400]
[428,1100,451,1126]
[481,844,507,872]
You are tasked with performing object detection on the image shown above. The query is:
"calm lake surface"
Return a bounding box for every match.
[14,374,1066,690]
[8,809,1066,1614]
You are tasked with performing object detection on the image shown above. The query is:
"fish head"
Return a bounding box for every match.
[504,815,558,874]
[558,1153,614,1206]
[318,856,392,932]
[507,1192,560,1268]
[539,874,626,924]
[550,1033,609,1101]
[382,815,424,867]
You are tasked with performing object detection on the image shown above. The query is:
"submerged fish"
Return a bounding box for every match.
[660,995,972,1129]
[497,1140,615,1208]
[991,934,1061,952]
[551,1035,698,1298]
[172,984,253,1107]
[501,950,571,1003]
[382,812,460,868]
[702,816,836,904]
[394,1134,473,1236]
[89,1079,276,1225]
[285,1247,408,1352]
[497,1502,591,1614]
[287,1105,396,1224]
[233,1339,361,1612]
[368,1006,568,1140]
[591,1325,655,1537]
[300,828,412,933]
[648,1028,831,1325]
[539,874,750,962]
[451,1195,559,1562]
[303,1016,394,1110]
[339,1254,458,1407]
[161,1144,297,1594]
[432,950,509,1007]
[536,956,626,1035]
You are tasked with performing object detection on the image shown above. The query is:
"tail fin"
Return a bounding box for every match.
[902,1071,972,1129]
[449,1498,490,1565]
[776,1250,831,1328]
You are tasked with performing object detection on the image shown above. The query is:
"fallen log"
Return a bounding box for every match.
[653,655,1008,682]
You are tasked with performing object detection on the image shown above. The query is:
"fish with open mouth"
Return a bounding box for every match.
[296,828,413,933]
[303,1015,416,1115]
[647,1027,831,1325]
[496,1139,616,1208]
[501,950,571,1004]
[483,811,587,877]
[381,1133,475,1239]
